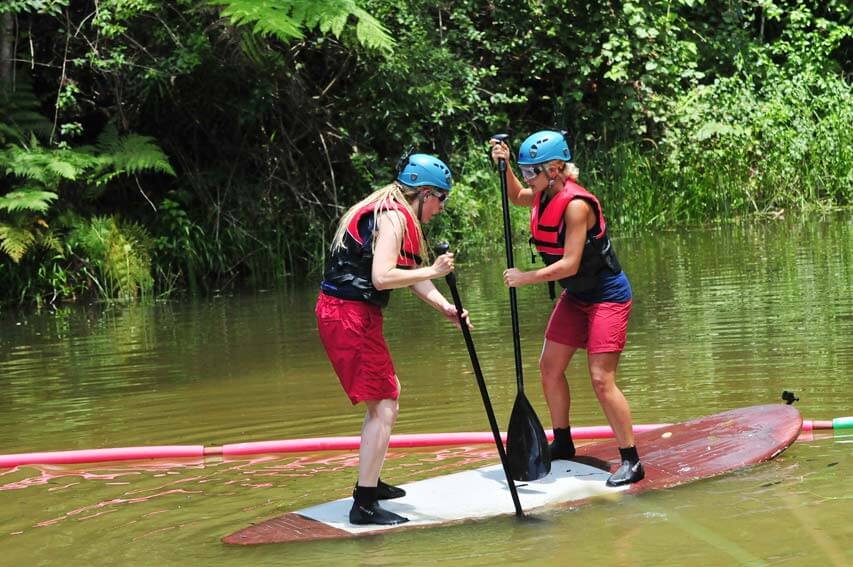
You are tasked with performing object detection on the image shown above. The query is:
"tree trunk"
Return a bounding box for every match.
[0,12,13,88]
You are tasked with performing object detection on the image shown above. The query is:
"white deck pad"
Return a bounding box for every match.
[299,460,626,535]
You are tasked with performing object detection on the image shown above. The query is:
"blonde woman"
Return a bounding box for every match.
[316,152,470,525]
[490,131,643,487]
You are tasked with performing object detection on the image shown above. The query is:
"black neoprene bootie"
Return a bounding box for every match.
[376,478,406,499]
[352,478,406,500]
[606,460,645,486]
[548,427,576,460]
[349,485,408,526]
[606,446,644,487]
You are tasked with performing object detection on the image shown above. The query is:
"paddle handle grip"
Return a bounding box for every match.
[491,134,515,269]
[434,242,456,286]
[491,134,509,175]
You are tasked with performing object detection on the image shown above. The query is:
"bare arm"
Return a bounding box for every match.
[411,278,473,330]
[410,279,450,309]
[371,211,453,290]
[503,199,592,287]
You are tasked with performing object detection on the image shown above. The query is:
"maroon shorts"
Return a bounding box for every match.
[545,292,632,354]
[315,292,399,404]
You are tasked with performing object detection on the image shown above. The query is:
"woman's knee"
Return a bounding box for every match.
[539,354,566,383]
[366,398,398,423]
[539,342,574,383]
[388,399,399,423]
[589,370,616,398]
[377,398,399,424]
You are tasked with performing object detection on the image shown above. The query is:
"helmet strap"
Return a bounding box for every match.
[416,190,427,222]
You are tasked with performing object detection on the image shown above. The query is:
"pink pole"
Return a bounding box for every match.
[0,446,205,468]
[219,424,671,456]
[0,419,839,468]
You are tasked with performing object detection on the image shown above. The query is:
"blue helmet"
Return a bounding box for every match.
[517,130,572,165]
[396,153,453,191]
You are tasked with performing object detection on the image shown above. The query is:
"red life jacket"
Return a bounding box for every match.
[321,201,423,307]
[529,179,621,293]
[345,201,423,268]
[530,179,606,254]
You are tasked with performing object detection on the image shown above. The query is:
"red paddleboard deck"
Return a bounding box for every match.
[222,404,801,546]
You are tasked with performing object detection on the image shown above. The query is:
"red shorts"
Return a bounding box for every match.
[315,292,399,404]
[545,292,632,353]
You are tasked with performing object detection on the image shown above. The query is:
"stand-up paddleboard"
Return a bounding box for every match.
[222,404,801,546]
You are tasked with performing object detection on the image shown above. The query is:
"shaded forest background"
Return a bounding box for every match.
[1,0,850,304]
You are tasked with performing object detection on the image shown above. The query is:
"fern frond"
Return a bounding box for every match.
[215,0,303,41]
[107,220,154,299]
[0,79,52,144]
[351,7,395,52]
[2,143,97,185]
[66,215,154,299]
[0,222,36,263]
[40,229,64,255]
[211,0,394,53]
[94,125,176,180]
[0,188,58,213]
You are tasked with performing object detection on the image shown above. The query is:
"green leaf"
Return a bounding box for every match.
[209,0,394,53]
[0,189,58,213]
[94,125,176,178]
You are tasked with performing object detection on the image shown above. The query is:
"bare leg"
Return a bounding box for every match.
[351,389,408,525]
[587,351,634,448]
[358,397,399,487]
[539,339,577,428]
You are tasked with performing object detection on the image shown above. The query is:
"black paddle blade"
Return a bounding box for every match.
[506,393,551,481]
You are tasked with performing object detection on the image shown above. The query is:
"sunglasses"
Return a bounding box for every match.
[519,165,542,181]
[429,190,448,203]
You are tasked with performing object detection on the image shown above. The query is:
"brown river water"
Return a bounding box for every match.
[0,215,850,566]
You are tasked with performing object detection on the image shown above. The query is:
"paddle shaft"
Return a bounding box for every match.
[441,268,525,517]
[497,157,526,393]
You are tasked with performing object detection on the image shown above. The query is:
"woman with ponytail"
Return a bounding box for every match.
[316,152,470,526]
[490,131,644,487]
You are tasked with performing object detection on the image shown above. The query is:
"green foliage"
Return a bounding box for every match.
[91,125,176,184]
[152,195,210,293]
[0,222,35,262]
[0,129,174,264]
[65,215,154,300]
[426,142,529,258]
[0,1,68,16]
[0,82,52,144]
[1,0,851,304]
[0,65,173,297]
[0,188,58,213]
[211,0,395,53]
[581,69,853,229]
[3,139,97,183]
